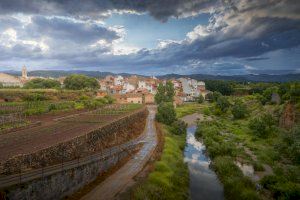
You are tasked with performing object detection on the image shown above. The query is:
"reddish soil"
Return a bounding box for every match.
[0,111,134,162]
[27,109,90,125]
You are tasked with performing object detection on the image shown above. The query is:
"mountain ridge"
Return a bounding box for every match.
[2,70,299,82]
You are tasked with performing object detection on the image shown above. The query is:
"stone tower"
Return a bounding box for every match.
[22,66,28,79]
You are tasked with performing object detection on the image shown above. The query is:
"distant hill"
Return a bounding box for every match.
[2,70,299,82]
[3,70,143,79]
[158,73,300,82]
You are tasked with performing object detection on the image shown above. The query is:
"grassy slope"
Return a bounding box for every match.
[133,124,189,200]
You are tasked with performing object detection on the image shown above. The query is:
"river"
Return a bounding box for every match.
[184,125,224,200]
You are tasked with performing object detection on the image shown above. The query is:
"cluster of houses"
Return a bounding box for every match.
[98,75,208,105]
[0,67,209,105]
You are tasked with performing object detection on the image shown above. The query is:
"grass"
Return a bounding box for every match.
[175,103,206,118]
[132,124,189,200]
[213,156,260,200]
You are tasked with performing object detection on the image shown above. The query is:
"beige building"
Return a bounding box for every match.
[144,93,155,104]
[127,93,143,104]
[112,93,144,104]
[0,73,23,87]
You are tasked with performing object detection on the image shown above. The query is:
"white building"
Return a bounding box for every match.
[123,82,136,93]
[114,75,124,86]
[178,77,204,101]
[138,80,147,89]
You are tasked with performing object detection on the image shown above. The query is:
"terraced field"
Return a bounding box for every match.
[0,104,143,162]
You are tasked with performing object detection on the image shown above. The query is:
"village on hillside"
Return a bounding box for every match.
[0,66,210,105]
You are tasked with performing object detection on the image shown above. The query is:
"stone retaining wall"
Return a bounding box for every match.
[2,145,140,200]
[1,108,147,175]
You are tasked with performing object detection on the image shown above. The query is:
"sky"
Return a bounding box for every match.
[0,0,299,75]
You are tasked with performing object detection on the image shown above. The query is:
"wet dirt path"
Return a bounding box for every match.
[80,105,157,200]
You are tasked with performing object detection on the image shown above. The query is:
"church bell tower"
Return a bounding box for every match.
[22,66,28,79]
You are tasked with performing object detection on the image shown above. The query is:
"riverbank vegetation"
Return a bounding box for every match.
[133,124,189,200]
[195,82,300,200]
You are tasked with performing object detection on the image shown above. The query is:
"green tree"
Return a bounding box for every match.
[156,102,176,125]
[0,83,3,88]
[216,96,230,113]
[165,81,175,102]
[155,83,166,104]
[154,81,175,104]
[232,100,247,119]
[24,78,61,89]
[205,80,234,95]
[64,74,99,90]
[197,95,204,103]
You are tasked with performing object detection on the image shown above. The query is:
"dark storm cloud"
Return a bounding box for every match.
[245,57,269,62]
[0,0,217,21]
[26,16,120,44]
[0,0,299,74]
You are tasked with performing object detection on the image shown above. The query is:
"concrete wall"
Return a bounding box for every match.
[3,146,139,200]
[1,108,147,175]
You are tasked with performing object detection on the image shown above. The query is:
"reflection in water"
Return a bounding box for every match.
[184,126,224,200]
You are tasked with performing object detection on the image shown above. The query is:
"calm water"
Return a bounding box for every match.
[184,125,224,200]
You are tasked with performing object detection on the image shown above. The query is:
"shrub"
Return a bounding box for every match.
[216,96,230,113]
[24,78,61,89]
[170,120,187,135]
[212,91,222,102]
[156,102,176,125]
[203,107,211,115]
[253,162,264,171]
[197,95,204,103]
[213,157,260,200]
[22,93,48,101]
[249,114,275,138]
[104,95,115,104]
[249,118,268,138]
[64,74,99,90]
[232,100,248,119]
[260,175,300,199]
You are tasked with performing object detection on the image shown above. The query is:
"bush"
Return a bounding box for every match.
[156,102,176,125]
[24,78,61,89]
[249,114,275,138]
[212,91,222,102]
[104,95,115,104]
[170,120,187,135]
[64,74,99,90]
[213,156,260,200]
[216,96,230,113]
[249,118,268,138]
[232,100,248,119]
[260,175,300,199]
[197,95,204,103]
[22,93,48,101]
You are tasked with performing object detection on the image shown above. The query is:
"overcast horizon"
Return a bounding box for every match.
[0,0,299,75]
